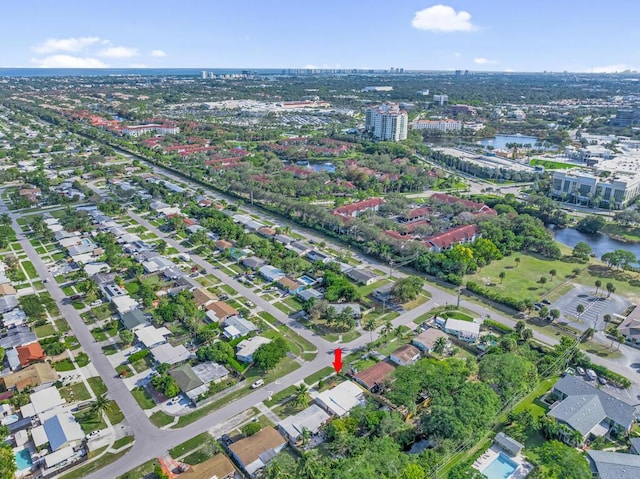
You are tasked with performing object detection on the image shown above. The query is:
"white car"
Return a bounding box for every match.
[251,379,264,389]
[86,430,101,440]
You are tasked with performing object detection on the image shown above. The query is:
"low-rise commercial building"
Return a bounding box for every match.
[551,169,640,209]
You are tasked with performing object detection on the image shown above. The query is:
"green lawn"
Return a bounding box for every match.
[150,411,175,428]
[263,385,296,407]
[75,409,107,434]
[467,253,581,302]
[530,158,579,170]
[58,382,92,402]
[358,278,391,297]
[132,387,156,409]
[105,401,125,425]
[304,367,335,387]
[35,323,56,338]
[169,432,211,458]
[21,260,38,279]
[117,459,160,479]
[87,377,108,396]
[54,359,76,372]
[59,449,127,479]
[112,435,134,449]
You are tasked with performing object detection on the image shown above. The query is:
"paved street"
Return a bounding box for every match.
[3,167,640,478]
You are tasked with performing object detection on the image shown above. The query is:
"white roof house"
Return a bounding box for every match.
[112,295,139,315]
[151,343,192,365]
[278,404,330,442]
[135,326,171,348]
[314,380,365,417]
[30,387,65,417]
[443,318,480,342]
[31,424,49,448]
[44,445,76,468]
[236,336,271,363]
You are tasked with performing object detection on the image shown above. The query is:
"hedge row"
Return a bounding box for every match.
[483,319,513,334]
[128,349,150,363]
[466,281,526,311]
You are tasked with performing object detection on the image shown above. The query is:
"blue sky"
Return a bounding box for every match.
[3,1,640,72]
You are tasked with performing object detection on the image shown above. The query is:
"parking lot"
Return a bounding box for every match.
[552,285,631,332]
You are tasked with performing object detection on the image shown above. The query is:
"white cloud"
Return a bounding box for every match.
[454,52,461,58]
[151,50,167,57]
[31,55,108,68]
[99,46,139,58]
[474,57,497,65]
[33,36,102,53]
[412,5,476,32]
[590,64,633,73]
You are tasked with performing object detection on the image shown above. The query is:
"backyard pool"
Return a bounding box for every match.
[481,453,517,479]
[299,275,315,285]
[14,448,33,472]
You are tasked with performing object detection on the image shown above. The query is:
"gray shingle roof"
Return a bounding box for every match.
[551,375,636,431]
[548,394,606,436]
[587,450,640,479]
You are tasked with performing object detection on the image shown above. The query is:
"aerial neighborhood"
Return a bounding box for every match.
[2,53,640,479]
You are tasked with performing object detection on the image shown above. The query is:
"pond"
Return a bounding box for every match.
[478,134,539,149]
[550,226,640,266]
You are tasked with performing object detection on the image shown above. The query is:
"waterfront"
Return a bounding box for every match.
[551,226,640,265]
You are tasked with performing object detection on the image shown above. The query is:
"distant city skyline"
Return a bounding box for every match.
[3,1,640,73]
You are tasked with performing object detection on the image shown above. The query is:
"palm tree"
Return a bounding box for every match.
[515,320,525,333]
[363,318,376,342]
[521,328,533,341]
[576,303,585,319]
[301,427,311,447]
[91,394,109,415]
[381,320,392,338]
[296,451,323,479]
[499,271,506,284]
[0,213,11,226]
[550,309,561,322]
[595,279,602,295]
[603,313,612,325]
[294,383,310,408]
[432,336,448,355]
[606,282,616,298]
[549,269,557,280]
[609,327,620,348]
[515,257,521,268]
[582,328,595,342]
[617,335,626,351]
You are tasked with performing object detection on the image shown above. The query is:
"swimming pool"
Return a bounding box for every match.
[481,452,517,479]
[299,275,315,285]
[14,448,32,471]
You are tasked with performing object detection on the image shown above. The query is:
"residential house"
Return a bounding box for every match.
[0,327,37,350]
[150,343,192,366]
[273,234,293,245]
[413,329,451,355]
[328,303,362,318]
[170,362,230,403]
[443,318,480,343]
[228,426,286,477]
[345,268,379,286]
[277,277,305,295]
[0,363,57,391]
[236,336,271,363]
[257,226,276,237]
[206,301,239,322]
[223,316,258,339]
[352,361,395,392]
[2,308,27,328]
[120,309,148,331]
[16,342,46,367]
[0,283,16,296]
[287,241,312,256]
[215,239,233,251]
[100,282,126,302]
[43,413,84,451]
[27,387,66,417]
[179,454,237,479]
[389,344,421,366]
[333,198,385,218]
[618,307,640,348]
[548,375,637,445]
[242,257,266,271]
[587,450,640,479]
[0,295,18,314]
[278,404,330,443]
[142,256,175,274]
[135,325,171,348]
[306,250,332,264]
[315,380,365,417]
[424,225,480,253]
[193,287,217,308]
[494,432,524,456]
[297,288,323,303]
[112,295,139,315]
[259,265,285,283]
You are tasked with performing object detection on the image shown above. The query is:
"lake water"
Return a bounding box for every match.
[551,226,640,265]
[479,134,539,149]
[291,161,336,173]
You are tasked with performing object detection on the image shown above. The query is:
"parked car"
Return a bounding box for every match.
[542,299,551,305]
[597,377,607,385]
[586,369,598,381]
[246,301,255,308]
[251,379,264,389]
[86,430,101,440]
[576,366,586,375]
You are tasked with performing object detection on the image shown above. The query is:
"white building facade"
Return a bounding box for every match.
[551,170,640,209]
[365,103,408,142]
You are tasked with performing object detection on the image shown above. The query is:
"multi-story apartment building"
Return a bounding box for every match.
[121,124,180,137]
[412,119,462,132]
[365,103,408,142]
[551,169,640,209]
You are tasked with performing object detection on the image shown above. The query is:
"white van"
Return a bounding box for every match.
[178,253,191,262]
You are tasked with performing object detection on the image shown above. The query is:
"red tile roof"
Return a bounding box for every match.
[430,193,496,215]
[17,342,46,367]
[334,198,385,217]
[407,207,431,219]
[425,224,479,250]
[353,361,395,389]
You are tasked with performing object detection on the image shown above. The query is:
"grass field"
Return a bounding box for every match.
[150,411,175,427]
[132,387,156,409]
[105,401,125,425]
[530,158,579,170]
[87,377,108,396]
[116,459,159,479]
[304,367,335,386]
[602,222,640,242]
[60,449,127,479]
[468,253,581,302]
[169,432,211,458]
[59,382,92,402]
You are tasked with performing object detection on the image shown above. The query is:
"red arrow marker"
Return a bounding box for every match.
[333,348,343,373]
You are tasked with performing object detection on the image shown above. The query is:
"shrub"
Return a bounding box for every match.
[128,349,150,363]
[241,422,261,437]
